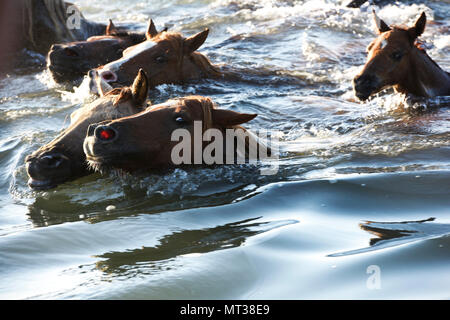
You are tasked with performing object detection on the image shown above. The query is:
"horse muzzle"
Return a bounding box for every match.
[352,74,381,101]
[88,69,116,95]
[47,44,85,84]
[25,151,72,190]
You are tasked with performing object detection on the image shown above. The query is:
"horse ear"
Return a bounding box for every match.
[184,29,209,54]
[146,19,159,39]
[131,69,149,107]
[106,19,119,35]
[372,10,391,34]
[409,12,426,39]
[212,109,257,127]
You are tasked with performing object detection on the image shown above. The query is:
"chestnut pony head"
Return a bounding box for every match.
[25,69,150,190]
[83,96,257,172]
[353,11,428,101]
[47,19,164,85]
[89,27,221,95]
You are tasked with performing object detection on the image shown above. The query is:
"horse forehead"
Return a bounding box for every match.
[372,32,407,54]
[144,100,201,116]
[69,97,128,126]
[123,40,159,57]
[383,30,410,47]
[87,36,118,42]
[378,37,388,49]
[103,40,159,71]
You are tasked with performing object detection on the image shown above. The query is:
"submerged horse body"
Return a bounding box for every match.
[89,28,222,95]
[25,70,150,189]
[353,11,450,101]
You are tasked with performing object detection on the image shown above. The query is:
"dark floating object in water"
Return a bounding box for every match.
[328,217,450,257]
[346,0,407,8]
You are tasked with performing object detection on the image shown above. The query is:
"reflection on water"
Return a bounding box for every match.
[94,218,298,277]
[328,217,450,257]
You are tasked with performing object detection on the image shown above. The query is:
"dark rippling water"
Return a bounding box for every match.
[0,0,449,299]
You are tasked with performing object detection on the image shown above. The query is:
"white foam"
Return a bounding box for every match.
[60,75,97,104]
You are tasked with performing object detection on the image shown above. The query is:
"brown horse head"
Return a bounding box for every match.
[83,96,257,172]
[89,26,221,95]
[25,69,150,190]
[353,11,449,101]
[47,19,164,85]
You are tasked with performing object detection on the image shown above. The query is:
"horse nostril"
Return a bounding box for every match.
[354,75,364,86]
[101,71,117,82]
[40,153,66,168]
[64,47,79,57]
[354,75,372,89]
[95,126,118,141]
[50,44,62,51]
[88,69,97,78]
[87,124,97,137]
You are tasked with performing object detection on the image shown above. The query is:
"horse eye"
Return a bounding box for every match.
[174,116,186,124]
[391,51,403,61]
[155,55,167,63]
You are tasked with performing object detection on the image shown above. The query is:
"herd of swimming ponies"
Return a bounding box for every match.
[21,3,450,191]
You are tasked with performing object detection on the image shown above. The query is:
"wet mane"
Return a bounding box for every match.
[105,87,133,105]
[23,0,78,45]
[390,25,408,31]
[413,42,447,74]
[88,31,145,43]
[109,31,146,43]
[169,96,216,131]
[190,52,222,78]
[169,96,266,158]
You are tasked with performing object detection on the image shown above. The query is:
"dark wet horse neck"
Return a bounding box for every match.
[395,47,450,97]
[22,0,106,54]
[181,52,223,81]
